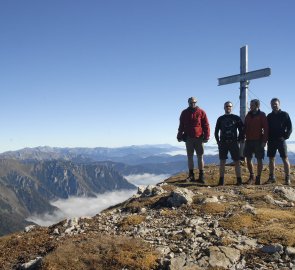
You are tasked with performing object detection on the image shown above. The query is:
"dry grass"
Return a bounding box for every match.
[220,207,295,246]
[42,234,158,270]
[0,227,56,270]
[118,214,146,230]
[159,209,178,217]
[198,202,229,215]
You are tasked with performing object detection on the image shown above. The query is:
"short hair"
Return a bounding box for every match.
[271,98,280,104]
[250,99,260,108]
[224,101,232,107]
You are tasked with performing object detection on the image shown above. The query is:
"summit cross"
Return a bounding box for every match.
[218,45,271,121]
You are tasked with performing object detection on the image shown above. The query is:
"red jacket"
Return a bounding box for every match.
[244,110,268,143]
[177,107,210,140]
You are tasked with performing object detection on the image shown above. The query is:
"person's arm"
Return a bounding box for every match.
[214,118,220,144]
[177,111,184,141]
[237,117,245,142]
[261,113,269,144]
[284,112,292,139]
[201,111,210,141]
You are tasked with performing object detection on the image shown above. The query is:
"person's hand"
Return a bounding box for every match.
[261,142,266,148]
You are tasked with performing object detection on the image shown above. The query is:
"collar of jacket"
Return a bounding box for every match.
[249,109,261,117]
[187,106,199,112]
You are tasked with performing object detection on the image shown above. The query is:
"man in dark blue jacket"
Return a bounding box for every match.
[215,101,244,185]
[266,98,292,185]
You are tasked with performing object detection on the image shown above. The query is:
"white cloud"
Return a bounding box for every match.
[124,173,170,186]
[27,189,136,226]
[26,173,170,227]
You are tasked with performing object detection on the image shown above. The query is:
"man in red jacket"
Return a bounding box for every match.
[177,97,210,183]
[244,99,268,185]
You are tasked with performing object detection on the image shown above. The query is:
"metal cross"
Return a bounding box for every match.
[218,45,271,121]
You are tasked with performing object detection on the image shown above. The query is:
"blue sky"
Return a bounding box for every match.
[0,0,294,152]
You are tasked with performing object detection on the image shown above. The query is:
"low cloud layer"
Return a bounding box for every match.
[27,189,136,226]
[27,173,169,227]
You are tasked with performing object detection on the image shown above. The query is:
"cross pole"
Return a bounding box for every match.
[217,45,271,159]
[218,45,271,121]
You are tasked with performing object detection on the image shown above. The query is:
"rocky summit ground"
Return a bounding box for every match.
[1,164,295,270]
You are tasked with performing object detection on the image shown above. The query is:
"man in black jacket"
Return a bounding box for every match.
[266,98,292,185]
[215,101,244,185]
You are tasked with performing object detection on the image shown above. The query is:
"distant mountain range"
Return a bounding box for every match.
[1,143,294,236]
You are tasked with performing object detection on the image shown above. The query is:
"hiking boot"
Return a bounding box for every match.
[247,174,255,185]
[218,177,224,186]
[186,174,195,182]
[186,170,196,182]
[197,173,205,184]
[265,175,276,184]
[236,177,242,186]
[285,176,291,186]
[255,176,261,185]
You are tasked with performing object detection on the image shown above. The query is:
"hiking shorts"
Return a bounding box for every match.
[185,137,204,170]
[185,137,204,156]
[244,140,265,159]
[267,140,288,158]
[218,141,240,161]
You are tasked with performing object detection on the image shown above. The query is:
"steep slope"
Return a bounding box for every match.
[0,159,135,236]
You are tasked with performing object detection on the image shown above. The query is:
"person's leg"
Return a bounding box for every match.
[195,138,205,183]
[197,155,204,171]
[246,157,254,175]
[219,159,226,177]
[234,161,241,177]
[256,158,263,185]
[245,141,254,183]
[229,142,242,184]
[255,140,265,185]
[278,140,291,184]
[267,140,276,181]
[219,159,226,185]
[257,158,263,176]
[282,157,290,177]
[282,157,291,185]
[268,157,276,180]
[185,138,195,180]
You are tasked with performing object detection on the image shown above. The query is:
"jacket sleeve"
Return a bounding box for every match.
[177,111,185,139]
[201,111,210,140]
[261,113,269,143]
[237,117,245,141]
[214,118,220,143]
[284,112,292,139]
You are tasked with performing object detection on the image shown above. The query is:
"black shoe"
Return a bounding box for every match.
[285,176,291,186]
[186,174,195,182]
[197,173,205,184]
[255,176,261,185]
[247,174,254,185]
[236,177,242,186]
[265,175,276,184]
[218,177,224,186]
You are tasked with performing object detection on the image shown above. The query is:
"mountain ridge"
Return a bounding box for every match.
[0,164,295,269]
[0,159,135,236]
